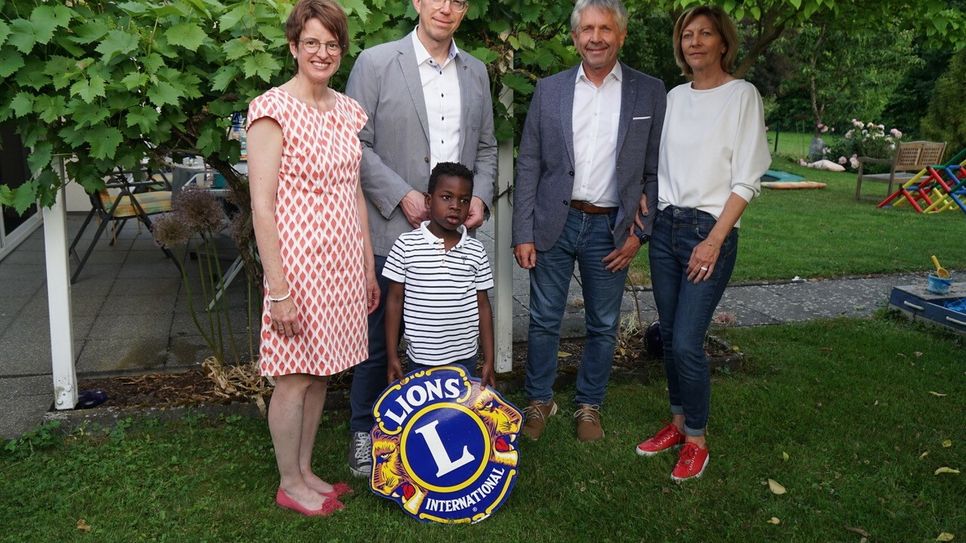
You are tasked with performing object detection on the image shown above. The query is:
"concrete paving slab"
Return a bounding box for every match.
[0,375,51,438]
[724,284,814,323]
[76,337,168,375]
[72,248,133,266]
[70,274,118,296]
[116,260,183,279]
[0,294,33,319]
[105,294,178,316]
[169,308,257,338]
[108,277,182,297]
[7,235,47,252]
[0,262,46,282]
[89,311,174,340]
[166,334,256,367]
[0,248,50,265]
[761,281,881,319]
[0,322,51,375]
[0,275,45,295]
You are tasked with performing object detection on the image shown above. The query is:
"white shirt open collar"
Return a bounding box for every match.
[575,61,623,86]
[411,29,460,68]
[419,221,468,249]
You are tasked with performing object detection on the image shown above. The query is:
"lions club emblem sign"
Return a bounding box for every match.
[369,365,522,523]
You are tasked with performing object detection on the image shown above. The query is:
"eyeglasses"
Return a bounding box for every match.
[430,0,469,12]
[299,39,342,55]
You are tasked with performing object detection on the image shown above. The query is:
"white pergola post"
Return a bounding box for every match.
[493,49,514,373]
[44,156,77,410]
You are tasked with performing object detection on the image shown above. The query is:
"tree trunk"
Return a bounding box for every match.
[808,23,828,135]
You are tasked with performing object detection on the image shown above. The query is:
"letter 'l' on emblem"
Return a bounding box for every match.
[414,420,475,477]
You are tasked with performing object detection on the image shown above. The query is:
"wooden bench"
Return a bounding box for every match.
[855,141,946,200]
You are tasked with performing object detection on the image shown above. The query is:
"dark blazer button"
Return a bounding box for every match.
[568,170,574,176]
[424,156,430,163]
[563,200,568,205]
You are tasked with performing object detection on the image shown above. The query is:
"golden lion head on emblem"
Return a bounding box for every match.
[370,431,428,514]
[471,388,523,466]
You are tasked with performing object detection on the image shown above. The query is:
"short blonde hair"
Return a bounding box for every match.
[672,5,739,77]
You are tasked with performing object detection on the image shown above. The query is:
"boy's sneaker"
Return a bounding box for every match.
[635,423,685,456]
[347,431,372,478]
[574,404,604,442]
[671,442,710,482]
[521,400,558,440]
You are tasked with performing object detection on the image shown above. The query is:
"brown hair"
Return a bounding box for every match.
[672,5,739,77]
[285,0,349,52]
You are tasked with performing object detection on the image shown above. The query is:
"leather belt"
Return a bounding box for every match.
[569,200,617,214]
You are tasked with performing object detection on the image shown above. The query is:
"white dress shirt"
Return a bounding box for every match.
[412,30,462,168]
[571,62,622,207]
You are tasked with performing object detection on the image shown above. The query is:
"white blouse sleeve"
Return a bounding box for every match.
[730,83,771,202]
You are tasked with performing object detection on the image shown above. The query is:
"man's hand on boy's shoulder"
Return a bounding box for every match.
[479,360,496,390]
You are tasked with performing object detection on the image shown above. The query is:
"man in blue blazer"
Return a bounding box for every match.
[344,0,498,476]
[512,0,666,442]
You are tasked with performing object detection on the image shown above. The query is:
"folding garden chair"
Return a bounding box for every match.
[68,167,176,283]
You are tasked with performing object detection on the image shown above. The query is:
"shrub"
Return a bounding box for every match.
[921,48,966,155]
[826,119,904,171]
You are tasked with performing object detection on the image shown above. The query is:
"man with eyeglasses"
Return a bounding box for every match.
[344,0,497,478]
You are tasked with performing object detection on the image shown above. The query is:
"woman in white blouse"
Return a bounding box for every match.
[634,5,770,482]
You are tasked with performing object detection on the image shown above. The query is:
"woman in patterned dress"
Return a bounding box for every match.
[247,0,379,516]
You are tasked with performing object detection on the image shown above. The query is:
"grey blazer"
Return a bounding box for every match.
[512,63,666,251]
[345,34,498,256]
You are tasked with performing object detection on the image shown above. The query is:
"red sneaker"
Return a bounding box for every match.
[671,442,710,482]
[635,423,685,456]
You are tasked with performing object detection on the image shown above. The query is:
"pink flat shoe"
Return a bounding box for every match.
[323,482,353,499]
[275,488,344,517]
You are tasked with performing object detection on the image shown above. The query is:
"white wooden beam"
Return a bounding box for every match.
[45,157,77,410]
[493,69,514,373]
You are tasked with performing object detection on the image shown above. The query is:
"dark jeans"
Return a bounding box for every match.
[349,255,393,433]
[525,208,628,406]
[649,206,738,436]
[410,357,478,377]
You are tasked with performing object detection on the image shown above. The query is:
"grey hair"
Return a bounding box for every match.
[570,0,628,34]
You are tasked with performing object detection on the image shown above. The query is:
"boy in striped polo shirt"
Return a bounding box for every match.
[383,162,496,388]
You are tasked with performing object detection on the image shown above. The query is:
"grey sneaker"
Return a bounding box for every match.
[521,399,558,440]
[348,431,372,478]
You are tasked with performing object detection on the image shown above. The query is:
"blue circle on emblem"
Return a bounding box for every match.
[401,403,490,492]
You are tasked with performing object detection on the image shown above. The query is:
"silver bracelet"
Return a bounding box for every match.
[267,291,291,303]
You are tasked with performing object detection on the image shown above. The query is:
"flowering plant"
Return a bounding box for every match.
[154,190,249,364]
[826,119,904,172]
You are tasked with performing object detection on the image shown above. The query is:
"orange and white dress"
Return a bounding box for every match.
[247,87,369,377]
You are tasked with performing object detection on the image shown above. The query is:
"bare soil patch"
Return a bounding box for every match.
[77,334,743,411]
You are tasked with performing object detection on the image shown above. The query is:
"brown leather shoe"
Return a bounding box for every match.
[574,404,604,442]
[521,399,558,440]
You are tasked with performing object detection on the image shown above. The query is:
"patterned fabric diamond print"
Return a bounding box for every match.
[248,87,370,377]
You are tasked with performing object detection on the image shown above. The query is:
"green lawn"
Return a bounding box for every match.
[632,155,966,284]
[766,130,842,159]
[2,317,962,542]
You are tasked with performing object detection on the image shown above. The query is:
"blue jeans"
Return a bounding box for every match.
[349,255,394,433]
[649,206,738,436]
[525,208,628,406]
